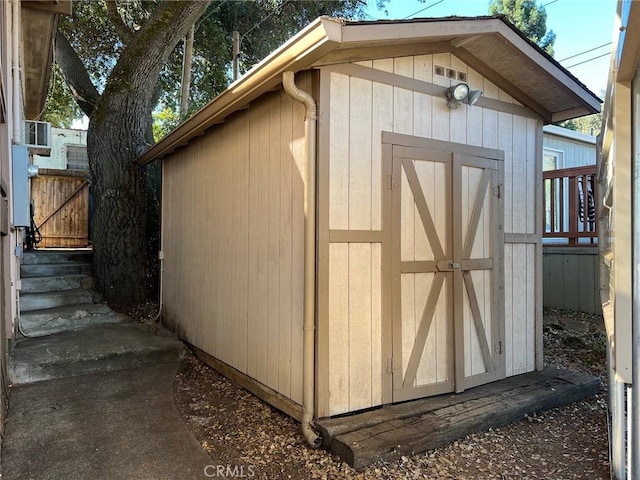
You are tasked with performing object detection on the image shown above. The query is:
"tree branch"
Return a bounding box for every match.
[103,0,211,115]
[105,1,134,44]
[54,31,101,117]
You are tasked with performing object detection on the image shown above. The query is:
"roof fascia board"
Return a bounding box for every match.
[616,1,640,81]
[341,18,502,43]
[491,22,601,113]
[138,17,342,165]
[551,106,597,123]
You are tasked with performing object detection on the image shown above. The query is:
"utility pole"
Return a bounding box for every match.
[180,24,195,119]
[232,30,240,81]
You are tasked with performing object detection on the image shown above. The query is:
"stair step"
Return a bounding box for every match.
[22,250,93,266]
[18,303,125,337]
[20,274,91,294]
[20,288,94,312]
[20,262,92,278]
[9,323,183,385]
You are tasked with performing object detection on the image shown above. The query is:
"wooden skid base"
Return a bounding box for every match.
[316,367,600,469]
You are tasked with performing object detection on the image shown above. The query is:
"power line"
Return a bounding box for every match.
[542,0,558,7]
[566,52,610,69]
[403,0,445,19]
[241,0,289,41]
[558,42,612,62]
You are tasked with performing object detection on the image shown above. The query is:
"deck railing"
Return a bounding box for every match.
[543,165,597,246]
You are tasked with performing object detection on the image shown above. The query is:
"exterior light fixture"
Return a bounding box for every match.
[446,83,483,109]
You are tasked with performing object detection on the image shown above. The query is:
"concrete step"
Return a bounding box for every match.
[20,274,91,294]
[22,250,93,266]
[19,303,127,337]
[9,322,183,385]
[20,288,94,312]
[20,262,92,278]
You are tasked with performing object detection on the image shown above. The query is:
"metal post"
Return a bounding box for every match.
[610,338,627,479]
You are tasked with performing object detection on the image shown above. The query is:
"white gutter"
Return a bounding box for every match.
[542,125,597,145]
[282,71,320,448]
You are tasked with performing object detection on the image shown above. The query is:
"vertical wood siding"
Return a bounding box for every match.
[162,76,310,406]
[321,54,540,416]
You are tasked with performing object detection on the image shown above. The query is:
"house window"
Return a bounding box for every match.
[543,148,563,171]
[543,148,565,239]
[66,145,89,170]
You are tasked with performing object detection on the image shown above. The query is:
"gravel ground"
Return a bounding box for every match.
[173,310,610,479]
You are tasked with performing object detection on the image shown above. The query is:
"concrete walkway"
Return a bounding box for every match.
[2,250,214,479]
[2,362,213,480]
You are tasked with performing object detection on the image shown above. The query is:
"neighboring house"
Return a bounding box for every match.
[543,124,597,172]
[0,0,70,434]
[542,125,601,314]
[598,2,640,478]
[33,127,88,170]
[138,15,599,437]
[32,127,90,248]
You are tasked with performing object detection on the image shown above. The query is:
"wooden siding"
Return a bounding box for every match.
[319,54,540,417]
[30,169,90,248]
[162,74,311,408]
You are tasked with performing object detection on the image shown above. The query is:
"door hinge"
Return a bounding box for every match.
[493,184,502,198]
[388,174,399,190]
[496,341,503,355]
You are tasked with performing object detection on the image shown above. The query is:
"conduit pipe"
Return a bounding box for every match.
[282,70,321,448]
[11,0,21,143]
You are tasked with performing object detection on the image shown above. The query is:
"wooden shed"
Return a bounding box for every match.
[139,17,600,431]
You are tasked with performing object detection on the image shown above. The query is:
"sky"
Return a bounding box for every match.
[365,0,617,97]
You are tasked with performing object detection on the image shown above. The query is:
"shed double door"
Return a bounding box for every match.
[388,145,504,403]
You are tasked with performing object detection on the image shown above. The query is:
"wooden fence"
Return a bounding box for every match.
[30,168,90,248]
[543,165,597,245]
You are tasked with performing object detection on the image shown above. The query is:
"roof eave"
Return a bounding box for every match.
[140,16,601,164]
[138,17,342,165]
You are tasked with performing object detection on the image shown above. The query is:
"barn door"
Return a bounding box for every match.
[389,146,503,403]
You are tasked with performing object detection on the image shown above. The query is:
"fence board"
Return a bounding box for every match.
[31,169,90,248]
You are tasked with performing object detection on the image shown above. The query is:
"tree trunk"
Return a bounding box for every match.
[85,1,211,309]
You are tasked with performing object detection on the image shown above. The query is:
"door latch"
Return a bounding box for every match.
[449,262,461,269]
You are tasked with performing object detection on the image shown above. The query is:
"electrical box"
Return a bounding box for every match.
[12,144,30,227]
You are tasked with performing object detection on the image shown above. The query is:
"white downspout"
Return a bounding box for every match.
[282,70,321,448]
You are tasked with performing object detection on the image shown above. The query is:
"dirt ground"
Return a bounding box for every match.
[173,309,610,479]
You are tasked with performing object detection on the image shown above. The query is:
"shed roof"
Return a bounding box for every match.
[139,16,601,165]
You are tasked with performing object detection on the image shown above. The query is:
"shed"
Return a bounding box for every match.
[139,16,600,429]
